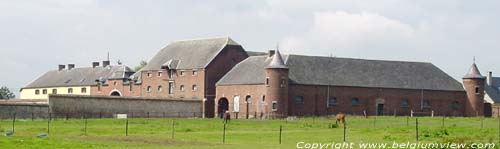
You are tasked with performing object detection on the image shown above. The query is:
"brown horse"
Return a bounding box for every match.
[335,113,346,124]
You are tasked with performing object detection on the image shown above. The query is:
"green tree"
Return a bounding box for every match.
[134,60,148,71]
[0,86,15,99]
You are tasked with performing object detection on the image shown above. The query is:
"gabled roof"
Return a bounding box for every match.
[23,65,134,89]
[217,54,464,91]
[141,37,241,71]
[463,63,485,79]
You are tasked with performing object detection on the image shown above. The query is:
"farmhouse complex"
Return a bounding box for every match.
[19,37,497,118]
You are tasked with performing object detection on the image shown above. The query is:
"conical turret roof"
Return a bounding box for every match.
[463,63,485,79]
[266,49,288,69]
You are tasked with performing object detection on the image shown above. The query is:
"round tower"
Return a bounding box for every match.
[463,62,485,117]
[265,49,289,118]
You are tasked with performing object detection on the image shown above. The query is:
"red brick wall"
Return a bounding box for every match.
[90,79,141,97]
[463,78,485,116]
[216,84,266,118]
[216,84,469,118]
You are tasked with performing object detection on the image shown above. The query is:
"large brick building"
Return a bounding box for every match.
[216,49,487,118]
[21,36,491,118]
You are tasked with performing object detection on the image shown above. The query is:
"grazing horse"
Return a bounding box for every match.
[335,113,346,124]
[223,111,231,123]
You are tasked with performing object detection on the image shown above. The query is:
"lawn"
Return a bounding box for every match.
[0,116,498,148]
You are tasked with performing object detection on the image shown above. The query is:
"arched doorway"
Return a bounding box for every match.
[110,91,121,96]
[218,98,229,118]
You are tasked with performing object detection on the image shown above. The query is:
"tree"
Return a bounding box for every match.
[134,60,148,71]
[0,86,15,99]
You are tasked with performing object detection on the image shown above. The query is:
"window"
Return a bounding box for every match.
[180,85,185,92]
[294,96,304,104]
[147,72,152,78]
[169,70,174,79]
[168,82,174,94]
[129,84,133,92]
[52,89,57,94]
[97,84,101,92]
[68,88,73,94]
[147,86,152,92]
[262,95,266,102]
[158,85,163,92]
[233,95,240,112]
[328,97,337,106]
[451,101,460,110]
[81,88,87,94]
[245,96,251,103]
[113,81,117,86]
[266,78,269,86]
[351,98,360,106]
[192,85,197,91]
[422,100,430,108]
[180,70,185,76]
[158,71,163,77]
[475,86,480,94]
[272,101,278,111]
[35,90,40,95]
[401,99,409,108]
[192,70,197,76]
[280,78,286,88]
[42,89,47,95]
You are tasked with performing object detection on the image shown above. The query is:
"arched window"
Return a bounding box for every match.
[351,98,360,106]
[245,95,251,103]
[68,88,73,94]
[146,86,152,92]
[192,85,197,91]
[158,85,163,92]
[180,85,185,92]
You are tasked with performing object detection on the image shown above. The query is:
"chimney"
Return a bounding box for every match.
[268,50,275,57]
[488,71,493,86]
[68,64,75,70]
[58,65,65,71]
[92,62,100,68]
[102,61,110,67]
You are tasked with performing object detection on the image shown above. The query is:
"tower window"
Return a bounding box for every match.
[475,86,480,94]
[266,77,269,86]
[272,101,278,111]
[280,78,286,88]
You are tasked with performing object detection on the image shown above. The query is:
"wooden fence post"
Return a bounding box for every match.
[171,119,175,139]
[416,118,419,142]
[125,118,129,136]
[223,121,226,144]
[84,115,88,136]
[12,113,16,134]
[279,125,282,144]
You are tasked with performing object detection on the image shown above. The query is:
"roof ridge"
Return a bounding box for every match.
[287,54,432,64]
[170,36,232,43]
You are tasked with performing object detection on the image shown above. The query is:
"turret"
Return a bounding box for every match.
[463,62,485,117]
[265,49,289,117]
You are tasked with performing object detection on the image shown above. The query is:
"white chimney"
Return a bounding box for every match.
[487,71,493,86]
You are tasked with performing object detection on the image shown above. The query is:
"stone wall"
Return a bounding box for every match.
[49,94,202,118]
[0,100,49,119]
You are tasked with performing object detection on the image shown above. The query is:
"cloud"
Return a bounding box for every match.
[281,11,417,57]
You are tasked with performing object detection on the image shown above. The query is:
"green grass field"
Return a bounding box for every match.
[0,116,498,148]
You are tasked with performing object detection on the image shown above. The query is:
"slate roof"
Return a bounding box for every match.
[217,54,464,91]
[141,37,240,71]
[485,77,500,103]
[23,65,134,89]
[463,63,485,79]
[266,50,288,69]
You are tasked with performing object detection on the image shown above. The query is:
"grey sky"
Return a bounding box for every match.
[1,0,499,95]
